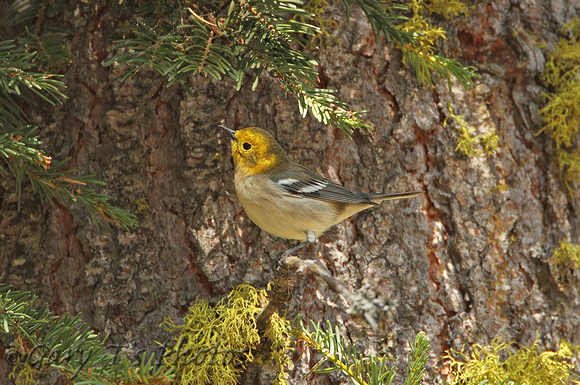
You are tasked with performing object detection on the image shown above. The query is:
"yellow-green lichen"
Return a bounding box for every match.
[558,151,580,189]
[163,284,292,385]
[560,339,580,357]
[480,131,500,154]
[397,0,471,88]
[539,84,580,148]
[445,337,580,385]
[424,0,470,19]
[400,0,448,58]
[489,183,510,193]
[11,365,38,385]
[264,312,294,385]
[539,18,580,195]
[445,105,499,157]
[552,239,580,269]
[294,0,339,46]
[135,197,150,213]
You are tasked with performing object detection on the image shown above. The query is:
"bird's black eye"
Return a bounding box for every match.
[242,142,251,150]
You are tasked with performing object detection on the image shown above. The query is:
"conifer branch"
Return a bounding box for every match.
[401,47,479,89]
[0,39,66,106]
[342,0,412,45]
[296,319,431,385]
[0,126,138,230]
[107,0,478,136]
[1,37,136,231]
[0,285,173,384]
[404,331,430,385]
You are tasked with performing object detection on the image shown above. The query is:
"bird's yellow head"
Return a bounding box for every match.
[220,126,288,175]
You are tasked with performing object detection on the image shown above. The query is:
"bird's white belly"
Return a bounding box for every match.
[234,175,337,241]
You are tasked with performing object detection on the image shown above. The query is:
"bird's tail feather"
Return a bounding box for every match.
[368,190,423,203]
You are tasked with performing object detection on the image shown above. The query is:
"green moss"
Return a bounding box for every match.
[445,337,579,385]
[163,284,292,385]
[539,19,580,194]
[552,239,580,269]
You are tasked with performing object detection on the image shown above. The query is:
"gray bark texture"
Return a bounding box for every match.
[1,0,580,384]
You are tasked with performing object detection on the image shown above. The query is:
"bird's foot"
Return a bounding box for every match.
[278,231,316,263]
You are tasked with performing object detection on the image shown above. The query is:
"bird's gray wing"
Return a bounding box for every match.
[272,166,377,205]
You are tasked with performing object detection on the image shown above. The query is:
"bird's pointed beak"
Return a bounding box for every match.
[219,125,237,141]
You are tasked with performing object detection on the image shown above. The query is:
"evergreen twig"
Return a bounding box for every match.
[0,39,66,107]
[404,331,430,385]
[1,37,136,230]
[107,0,478,136]
[0,285,173,384]
[0,126,137,230]
[297,319,431,385]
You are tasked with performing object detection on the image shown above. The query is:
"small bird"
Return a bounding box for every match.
[220,125,422,257]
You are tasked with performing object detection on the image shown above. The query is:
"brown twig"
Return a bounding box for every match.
[256,256,395,332]
[197,29,214,74]
[188,7,218,28]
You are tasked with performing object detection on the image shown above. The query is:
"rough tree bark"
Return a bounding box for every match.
[1,0,579,384]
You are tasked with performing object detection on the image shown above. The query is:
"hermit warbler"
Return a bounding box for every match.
[220,125,422,256]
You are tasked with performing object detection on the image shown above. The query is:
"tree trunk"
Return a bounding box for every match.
[1,1,579,384]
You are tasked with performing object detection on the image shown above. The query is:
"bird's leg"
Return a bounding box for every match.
[280,231,316,259]
[280,241,310,259]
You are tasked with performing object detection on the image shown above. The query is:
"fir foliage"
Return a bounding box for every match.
[6,0,72,72]
[107,0,479,136]
[297,318,431,385]
[0,39,65,109]
[0,285,173,384]
[341,0,412,45]
[0,125,138,230]
[398,0,478,89]
[0,38,136,229]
